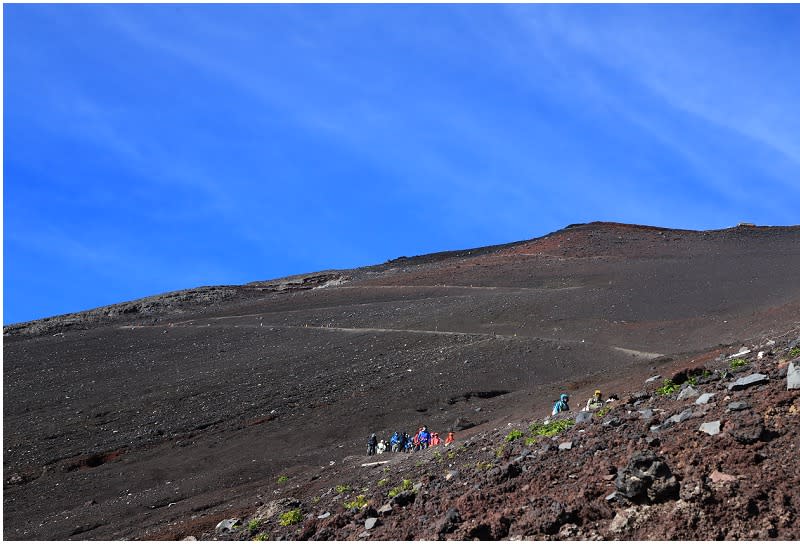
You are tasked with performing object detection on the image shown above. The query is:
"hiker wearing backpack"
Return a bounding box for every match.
[583,390,604,411]
[552,393,570,416]
[403,432,413,452]
[390,431,402,452]
[412,429,421,451]
[444,432,455,446]
[418,426,431,449]
[367,433,378,455]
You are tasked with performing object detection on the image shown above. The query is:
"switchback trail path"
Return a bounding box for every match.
[120,318,664,360]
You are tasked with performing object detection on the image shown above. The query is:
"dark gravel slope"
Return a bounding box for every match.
[4,222,800,540]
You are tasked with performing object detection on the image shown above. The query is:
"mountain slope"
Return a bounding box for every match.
[4,222,800,540]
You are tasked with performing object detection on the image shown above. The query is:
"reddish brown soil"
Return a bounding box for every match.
[3,222,800,540]
[212,336,799,541]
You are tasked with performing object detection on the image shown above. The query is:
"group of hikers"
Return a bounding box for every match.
[366,390,614,456]
[552,389,617,416]
[367,426,455,456]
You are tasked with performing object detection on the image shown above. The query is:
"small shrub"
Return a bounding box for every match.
[702,369,712,378]
[447,450,456,460]
[505,429,524,443]
[686,375,698,386]
[334,484,350,494]
[387,479,413,498]
[276,475,288,484]
[247,519,261,533]
[595,406,611,418]
[529,419,575,437]
[278,508,303,527]
[475,461,494,471]
[524,436,538,446]
[377,478,389,487]
[789,346,800,358]
[495,445,505,458]
[656,379,679,396]
[433,451,443,462]
[729,358,748,370]
[253,533,269,541]
[343,494,368,510]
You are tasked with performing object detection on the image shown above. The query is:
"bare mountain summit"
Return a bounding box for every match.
[4,222,800,540]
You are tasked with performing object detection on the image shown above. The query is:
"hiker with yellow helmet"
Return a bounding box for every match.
[584,389,604,411]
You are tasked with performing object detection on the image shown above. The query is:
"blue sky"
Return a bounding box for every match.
[4,4,800,324]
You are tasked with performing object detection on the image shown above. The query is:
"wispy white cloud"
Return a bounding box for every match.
[517,6,800,167]
[498,5,800,225]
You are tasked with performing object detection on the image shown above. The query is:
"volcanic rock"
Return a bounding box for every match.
[709,470,737,484]
[391,491,416,507]
[377,504,392,515]
[787,361,800,390]
[615,451,679,504]
[437,508,461,534]
[638,408,654,420]
[677,386,700,401]
[728,412,765,444]
[512,449,532,463]
[664,409,693,427]
[728,373,769,391]
[695,393,715,405]
[698,420,721,436]
[628,391,651,405]
[727,401,750,411]
[645,436,660,448]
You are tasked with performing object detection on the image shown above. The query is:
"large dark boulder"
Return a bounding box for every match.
[437,508,461,535]
[615,451,679,504]
[728,412,765,444]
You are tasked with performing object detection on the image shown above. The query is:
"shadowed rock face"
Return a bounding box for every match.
[4,222,800,540]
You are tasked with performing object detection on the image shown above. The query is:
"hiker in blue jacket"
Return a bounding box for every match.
[552,393,570,416]
[390,431,402,453]
[418,426,431,449]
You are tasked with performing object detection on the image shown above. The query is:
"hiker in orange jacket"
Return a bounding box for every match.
[444,432,455,446]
